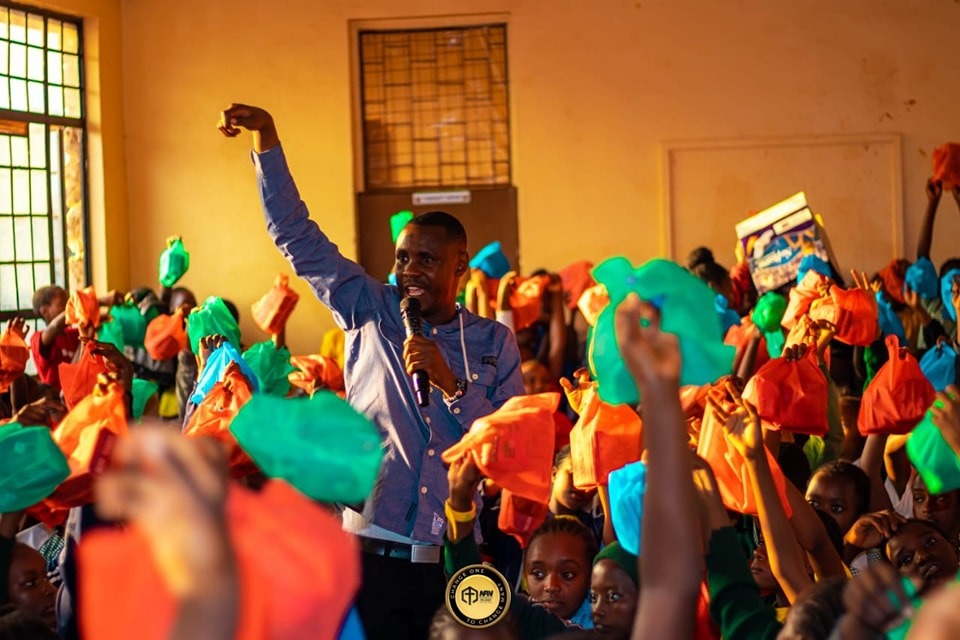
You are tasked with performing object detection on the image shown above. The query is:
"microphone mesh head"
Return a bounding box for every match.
[400,297,421,315]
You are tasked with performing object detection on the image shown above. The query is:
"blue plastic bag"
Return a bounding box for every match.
[608,460,647,556]
[469,241,511,279]
[797,254,832,283]
[920,342,958,392]
[941,269,960,322]
[715,294,741,334]
[875,292,906,344]
[905,257,938,300]
[191,342,259,406]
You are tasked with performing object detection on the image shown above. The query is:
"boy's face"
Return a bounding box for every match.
[887,522,960,592]
[590,559,638,637]
[805,473,859,535]
[40,289,67,323]
[913,475,960,539]
[551,458,595,514]
[749,542,778,592]
[7,544,57,630]
[521,361,552,395]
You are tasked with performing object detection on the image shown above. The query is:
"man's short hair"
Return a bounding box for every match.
[32,285,63,315]
[406,211,467,247]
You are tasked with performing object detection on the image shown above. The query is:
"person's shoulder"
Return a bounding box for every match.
[462,308,510,337]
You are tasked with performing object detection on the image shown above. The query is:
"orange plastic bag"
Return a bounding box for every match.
[498,488,550,549]
[858,334,936,436]
[184,365,257,477]
[442,393,558,503]
[252,274,300,335]
[568,387,643,491]
[742,348,828,435]
[45,380,127,510]
[809,286,879,346]
[577,284,609,327]
[64,286,101,329]
[144,308,187,361]
[0,324,30,392]
[724,318,771,379]
[695,387,793,516]
[933,143,960,190]
[58,341,112,409]
[289,354,345,394]
[79,480,360,640]
[782,270,829,330]
[559,260,595,310]
[510,275,550,332]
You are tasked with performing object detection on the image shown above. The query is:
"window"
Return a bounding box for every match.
[0,2,86,322]
[358,24,510,190]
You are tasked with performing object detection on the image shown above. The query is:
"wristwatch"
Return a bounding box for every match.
[446,377,468,401]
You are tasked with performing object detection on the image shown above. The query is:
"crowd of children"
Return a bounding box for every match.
[3,117,960,640]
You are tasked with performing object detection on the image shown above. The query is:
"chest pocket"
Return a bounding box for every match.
[466,360,498,398]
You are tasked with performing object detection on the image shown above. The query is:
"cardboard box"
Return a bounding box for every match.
[735,192,834,294]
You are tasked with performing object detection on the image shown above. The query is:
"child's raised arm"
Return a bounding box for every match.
[918,178,943,260]
[614,294,703,640]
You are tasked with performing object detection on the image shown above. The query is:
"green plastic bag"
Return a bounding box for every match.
[110,301,147,348]
[242,341,295,397]
[186,296,241,355]
[159,236,190,288]
[131,378,159,421]
[391,210,414,244]
[96,319,125,352]
[588,257,735,405]
[230,392,384,503]
[752,292,787,358]
[0,422,70,512]
[906,401,960,494]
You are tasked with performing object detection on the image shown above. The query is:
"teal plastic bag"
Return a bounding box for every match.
[905,257,938,301]
[131,378,159,420]
[186,296,241,355]
[797,254,832,283]
[230,392,384,503]
[390,210,414,244]
[752,292,787,358]
[191,342,259,405]
[588,258,735,405]
[242,341,295,397]
[919,342,958,392]
[0,422,70,512]
[110,301,147,348]
[96,319,125,352]
[715,294,741,334]
[158,236,190,288]
[608,460,647,556]
[469,241,511,279]
[906,402,960,494]
[941,268,960,322]
[876,292,906,344]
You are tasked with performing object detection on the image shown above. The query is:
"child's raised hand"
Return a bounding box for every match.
[90,341,135,389]
[850,269,880,293]
[843,509,906,550]
[713,382,763,460]
[446,452,483,512]
[841,562,917,634]
[614,293,682,391]
[559,367,594,415]
[5,316,29,340]
[496,270,518,311]
[198,334,228,373]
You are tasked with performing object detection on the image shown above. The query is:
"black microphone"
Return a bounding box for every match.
[400,297,430,407]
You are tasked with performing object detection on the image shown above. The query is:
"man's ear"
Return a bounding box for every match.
[455,251,469,276]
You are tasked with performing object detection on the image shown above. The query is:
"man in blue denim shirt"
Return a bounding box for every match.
[219,104,524,638]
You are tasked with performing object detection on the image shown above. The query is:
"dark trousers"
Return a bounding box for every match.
[355,551,447,640]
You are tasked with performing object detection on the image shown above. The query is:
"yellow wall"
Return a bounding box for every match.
[119,0,960,355]
[28,0,128,294]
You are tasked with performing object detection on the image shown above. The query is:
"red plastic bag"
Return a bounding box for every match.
[782,270,829,330]
[183,365,257,477]
[144,308,187,361]
[498,488,550,549]
[695,387,792,516]
[44,380,127,511]
[79,480,360,640]
[252,274,300,335]
[568,387,643,491]
[742,348,828,435]
[510,275,550,332]
[64,286,101,329]
[289,354,345,394]
[858,334,936,435]
[724,318,771,379]
[0,324,30,392]
[933,143,960,190]
[442,393,558,503]
[58,341,112,409]
[809,286,879,346]
[559,260,595,310]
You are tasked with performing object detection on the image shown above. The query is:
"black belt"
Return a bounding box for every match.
[359,537,442,564]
